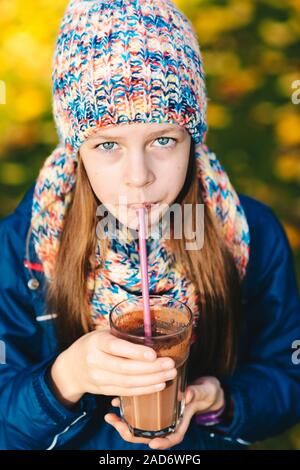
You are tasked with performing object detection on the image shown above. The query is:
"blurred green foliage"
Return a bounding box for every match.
[0,0,299,449]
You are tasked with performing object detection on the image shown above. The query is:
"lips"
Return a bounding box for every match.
[128,202,159,210]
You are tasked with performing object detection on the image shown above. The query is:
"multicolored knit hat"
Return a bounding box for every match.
[31,0,250,328]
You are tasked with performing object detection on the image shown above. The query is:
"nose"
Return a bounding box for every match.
[124,151,155,188]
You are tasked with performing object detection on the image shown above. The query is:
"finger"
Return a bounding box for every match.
[109,355,176,375]
[191,380,218,404]
[92,367,177,389]
[149,403,195,450]
[188,384,215,413]
[111,398,120,407]
[192,377,223,409]
[87,349,175,375]
[104,413,152,445]
[209,387,225,411]
[184,387,195,406]
[99,382,167,397]
[98,332,158,362]
[189,382,224,413]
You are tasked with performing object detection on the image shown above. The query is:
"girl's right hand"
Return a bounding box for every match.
[49,329,177,407]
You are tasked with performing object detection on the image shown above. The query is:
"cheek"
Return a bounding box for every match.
[162,160,189,193]
[85,165,121,203]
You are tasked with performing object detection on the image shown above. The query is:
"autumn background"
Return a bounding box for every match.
[0,0,299,449]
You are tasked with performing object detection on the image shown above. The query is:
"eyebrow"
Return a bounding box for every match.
[88,126,185,141]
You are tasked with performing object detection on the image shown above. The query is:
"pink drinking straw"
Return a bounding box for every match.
[137,207,152,340]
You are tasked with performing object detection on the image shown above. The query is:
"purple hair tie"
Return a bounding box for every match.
[195,403,226,426]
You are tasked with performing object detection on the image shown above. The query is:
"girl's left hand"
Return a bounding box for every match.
[104,376,225,450]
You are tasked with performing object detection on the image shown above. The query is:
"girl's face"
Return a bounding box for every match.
[79,123,191,231]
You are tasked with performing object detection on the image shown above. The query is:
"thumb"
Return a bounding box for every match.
[184,386,196,405]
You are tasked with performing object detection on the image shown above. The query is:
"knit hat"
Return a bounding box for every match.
[30,0,250,327]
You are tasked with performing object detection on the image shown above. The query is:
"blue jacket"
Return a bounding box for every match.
[0,183,300,450]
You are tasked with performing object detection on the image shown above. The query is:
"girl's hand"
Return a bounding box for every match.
[104,376,225,450]
[49,329,177,407]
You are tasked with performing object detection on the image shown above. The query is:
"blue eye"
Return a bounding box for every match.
[154,137,177,147]
[95,137,177,153]
[96,142,118,152]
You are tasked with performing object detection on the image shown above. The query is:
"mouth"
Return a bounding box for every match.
[127,202,160,211]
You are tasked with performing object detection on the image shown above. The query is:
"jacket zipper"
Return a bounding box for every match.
[46,411,87,450]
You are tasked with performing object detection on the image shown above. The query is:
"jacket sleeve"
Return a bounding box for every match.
[0,209,98,450]
[203,204,300,444]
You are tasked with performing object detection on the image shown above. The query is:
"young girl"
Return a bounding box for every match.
[0,0,299,451]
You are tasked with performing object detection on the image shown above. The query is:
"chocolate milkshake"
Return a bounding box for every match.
[109,296,193,438]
